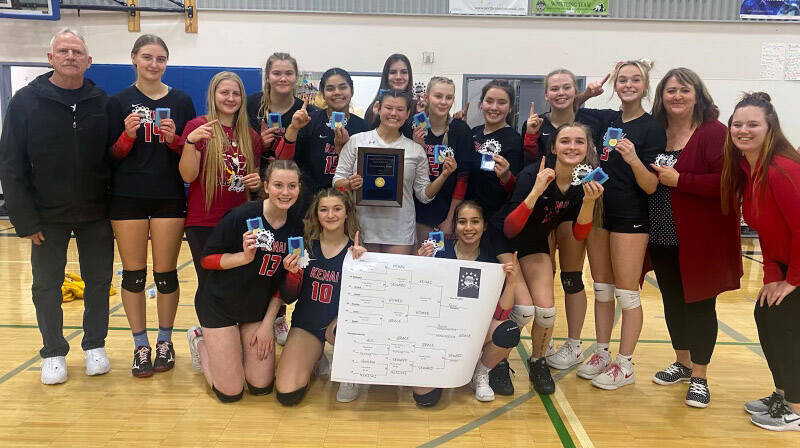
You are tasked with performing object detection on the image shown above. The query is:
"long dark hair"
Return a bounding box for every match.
[480,79,515,126]
[364,54,413,126]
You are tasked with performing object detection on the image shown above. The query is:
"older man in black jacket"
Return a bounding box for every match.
[0,28,116,384]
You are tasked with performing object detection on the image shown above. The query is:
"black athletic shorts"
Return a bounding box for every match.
[195,294,266,329]
[489,225,550,259]
[602,215,649,234]
[110,196,186,220]
[291,318,334,344]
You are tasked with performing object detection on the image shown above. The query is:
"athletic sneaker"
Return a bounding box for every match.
[41,356,67,385]
[546,342,584,370]
[685,377,710,408]
[750,402,800,432]
[153,341,175,372]
[313,352,330,377]
[652,361,692,385]
[131,345,154,378]
[745,391,784,415]
[336,382,361,402]
[591,358,635,390]
[84,347,110,376]
[274,316,289,346]
[471,365,495,402]
[187,326,203,373]
[576,351,611,379]
[488,359,514,395]
[528,358,555,394]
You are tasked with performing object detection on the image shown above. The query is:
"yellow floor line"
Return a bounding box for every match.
[553,386,595,448]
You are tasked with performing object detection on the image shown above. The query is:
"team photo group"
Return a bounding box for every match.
[1,28,799,433]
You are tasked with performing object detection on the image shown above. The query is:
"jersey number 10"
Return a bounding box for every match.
[310,281,333,304]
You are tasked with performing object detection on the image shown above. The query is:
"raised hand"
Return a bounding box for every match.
[584,73,610,99]
[531,157,555,198]
[453,102,470,121]
[188,119,217,144]
[349,231,367,259]
[290,99,312,130]
[526,101,543,135]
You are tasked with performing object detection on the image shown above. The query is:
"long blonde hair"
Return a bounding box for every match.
[303,188,360,257]
[257,52,298,121]
[424,76,455,146]
[202,71,255,210]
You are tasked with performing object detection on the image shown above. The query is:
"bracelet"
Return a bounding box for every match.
[185,138,196,145]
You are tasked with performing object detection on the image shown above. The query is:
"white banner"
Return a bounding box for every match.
[450,0,528,16]
[331,252,504,388]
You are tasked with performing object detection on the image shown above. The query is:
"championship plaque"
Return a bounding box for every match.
[356,147,404,207]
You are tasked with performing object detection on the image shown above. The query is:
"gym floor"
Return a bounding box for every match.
[0,219,790,447]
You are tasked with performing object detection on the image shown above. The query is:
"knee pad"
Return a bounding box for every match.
[276,385,308,406]
[560,271,584,295]
[491,320,521,348]
[510,305,535,327]
[593,282,615,303]
[534,306,556,328]
[212,385,243,403]
[413,388,443,407]
[121,269,147,293]
[153,270,179,294]
[615,288,641,310]
[246,380,274,396]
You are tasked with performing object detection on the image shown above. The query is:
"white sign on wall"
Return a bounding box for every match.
[450,0,528,16]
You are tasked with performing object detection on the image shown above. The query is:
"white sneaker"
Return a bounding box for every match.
[84,347,110,376]
[187,326,203,373]
[41,356,67,385]
[313,352,330,376]
[336,382,361,402]
[470,365,495,402]
[546,342,584,370]
[591,358,635,390]
[576,350,611,379]
[274,316,289,346]
[545,339,556,357]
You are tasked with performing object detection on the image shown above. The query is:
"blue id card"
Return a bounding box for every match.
[428,231,445,252]
[267,113,282,129]
[582,166,609,184]
[287,236,304,258]
[378,88,390,99]
[433,145,447,164]
[155,108,170,127]
[413,112,429,130]
[330,111,345,129]
[246,217,264,232]
[603,127,624,148]
[480,152,496,172]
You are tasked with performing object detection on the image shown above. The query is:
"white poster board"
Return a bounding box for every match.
[331,252,504,388]
[450,0,528,15]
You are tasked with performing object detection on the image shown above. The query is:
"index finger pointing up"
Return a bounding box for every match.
[530,101,536,116]
[354,230,360,247]
[600,73,611,85]
[301,98,308,110]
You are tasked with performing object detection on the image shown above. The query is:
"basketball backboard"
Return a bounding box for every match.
[0,0,60,20]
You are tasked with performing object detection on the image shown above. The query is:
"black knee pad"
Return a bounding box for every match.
[492,320,521,349]
[246,380,274,396]
[212,385,243,403]
[154,270,179,294]
[560,271,584,295]
[413,388,443,407]
[121,269,147,293]
[276,385,308,406]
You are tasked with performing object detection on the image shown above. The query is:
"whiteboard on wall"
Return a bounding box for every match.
[11,65,50,95]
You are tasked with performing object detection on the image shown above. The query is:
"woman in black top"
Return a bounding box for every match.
[363,53,415,138]
[108,35,195,377]
[186,160,303,403]
[274,188,366,406]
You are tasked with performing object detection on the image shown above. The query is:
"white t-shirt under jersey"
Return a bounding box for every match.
[333,129,432,245]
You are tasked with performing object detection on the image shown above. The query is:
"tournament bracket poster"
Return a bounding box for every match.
[741,1,800,20]
[533,0,609,15]
[449,0,528,16]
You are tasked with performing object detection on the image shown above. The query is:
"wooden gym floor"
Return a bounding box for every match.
[0,218,793,447]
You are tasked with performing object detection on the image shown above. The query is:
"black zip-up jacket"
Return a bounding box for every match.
[0,72,116,237]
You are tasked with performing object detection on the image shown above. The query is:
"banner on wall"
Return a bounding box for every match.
[740,1,800,20]
[449,0,527,16]
[533,0,609,15]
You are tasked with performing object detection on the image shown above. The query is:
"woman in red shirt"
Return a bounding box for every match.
[721,92,800,431]
[647,68,742,408]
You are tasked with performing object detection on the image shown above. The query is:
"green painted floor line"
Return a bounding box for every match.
[0,324,190,332]
[520,335,759,346]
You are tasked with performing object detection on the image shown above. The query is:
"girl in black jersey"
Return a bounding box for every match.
[275,68,369,217]
[499,123,603,394]
[572,60,665,390]
[274,188,366,406]
[411,76,473,246]
[363,54,415,137]
[186,160,303,403]
[108,35,195,377]
[415,201,519,405]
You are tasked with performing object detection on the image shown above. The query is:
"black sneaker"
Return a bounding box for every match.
[132,345,154,378]
[153,341,175,372]
[488,359,515,396]
[685,377,710,408]
[529,358,555,394]
[652,361,692,385]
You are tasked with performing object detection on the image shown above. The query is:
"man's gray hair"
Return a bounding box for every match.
[49,27,88,53]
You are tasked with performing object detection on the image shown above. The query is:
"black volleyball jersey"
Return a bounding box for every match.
[293,109,369,194]
[200,200,303,321]
[465,125,524,219]
[109,86,195,199]
[291,239,352,330]
[246,94,319,161]
[435,239,494,262]
[579,109,666,219]
[414,118,472,227]
[526,109,606,166]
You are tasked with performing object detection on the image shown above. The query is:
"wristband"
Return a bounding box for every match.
[185,138,196,145]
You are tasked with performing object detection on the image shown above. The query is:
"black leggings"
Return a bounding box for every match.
[755,286,800,403]
[649,244,717,365]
